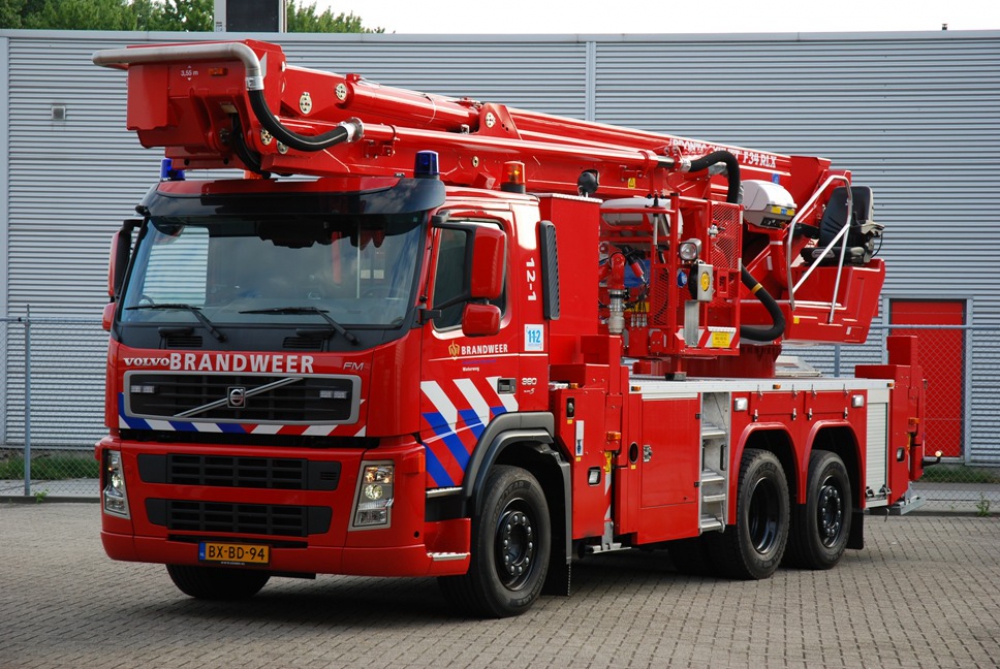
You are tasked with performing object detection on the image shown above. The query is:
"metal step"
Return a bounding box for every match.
[700,514,724,532]
[702,493,726,504]
[701,423,726,441]
[701,470,724,485]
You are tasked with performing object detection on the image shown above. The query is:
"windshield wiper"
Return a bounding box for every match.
[126,303,226,342]
[240,306,359,345]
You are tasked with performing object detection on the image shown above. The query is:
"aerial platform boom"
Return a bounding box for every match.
[95,40,884,352]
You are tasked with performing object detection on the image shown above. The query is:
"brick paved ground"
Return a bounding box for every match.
[1,502,998,669]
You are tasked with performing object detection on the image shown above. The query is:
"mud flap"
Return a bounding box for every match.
[847,509,865,549]
[542,558,571,596]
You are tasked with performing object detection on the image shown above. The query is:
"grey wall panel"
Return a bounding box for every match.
[1,37,9,445]
[7,36,162,318]
[4,35,209,445]
[281,40,589,117]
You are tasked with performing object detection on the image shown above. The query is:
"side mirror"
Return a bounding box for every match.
[109,221,139,299]
[462,303,501,337]
[107,233,120,299]
[469,227,505,301]
[102,303,115,332]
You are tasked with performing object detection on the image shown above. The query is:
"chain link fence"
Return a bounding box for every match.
[2,312,106,499]
[2,313,998,512]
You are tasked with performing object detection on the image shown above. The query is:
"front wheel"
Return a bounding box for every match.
[709,449,790,580]
[438,465,551,617]
[785,450,852,569]
[166,564,270,600]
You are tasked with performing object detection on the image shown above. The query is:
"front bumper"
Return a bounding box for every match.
[101,523,470,577]
[96,436,471,578]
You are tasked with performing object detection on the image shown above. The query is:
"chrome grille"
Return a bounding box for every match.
[125,372,357,423]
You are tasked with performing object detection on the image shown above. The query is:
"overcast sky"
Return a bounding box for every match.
[312,0,999,34]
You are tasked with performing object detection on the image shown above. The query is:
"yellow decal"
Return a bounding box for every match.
[627,177,637,189]
[604,452,613,474]
[711,331,732,348]
[448,342,461,358]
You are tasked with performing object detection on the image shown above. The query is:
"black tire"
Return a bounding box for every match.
[668,537,717,577]
[166,564,270,600]
[709,449,789,580]
[438,465,551,618]
[785,450,852,569]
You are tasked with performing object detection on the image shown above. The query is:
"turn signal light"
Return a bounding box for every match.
[501,161,526,193]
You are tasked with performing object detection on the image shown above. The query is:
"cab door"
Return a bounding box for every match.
[419,213,519,490]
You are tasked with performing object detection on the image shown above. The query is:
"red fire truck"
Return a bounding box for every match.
[93,40,927,617]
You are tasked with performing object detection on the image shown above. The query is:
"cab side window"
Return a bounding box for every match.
[432,222,506,330]
[432,228,469,328]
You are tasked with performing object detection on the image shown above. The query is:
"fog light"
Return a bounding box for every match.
[103,449,129,518]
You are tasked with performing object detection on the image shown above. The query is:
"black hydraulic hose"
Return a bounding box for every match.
[685,149,785,341]
[686,150,742,205]
[740,266,786,342]
[229,114,269,177]
[248,90,362,153]
[94,44,364,155]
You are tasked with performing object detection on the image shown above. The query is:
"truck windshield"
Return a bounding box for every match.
[120,213,425,328]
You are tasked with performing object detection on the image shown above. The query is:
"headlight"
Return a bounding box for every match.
[352,463,394,529]
[103,449,130,518]
[678,238,702,262]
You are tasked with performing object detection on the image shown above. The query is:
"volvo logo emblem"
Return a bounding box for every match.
[227,386,247,409]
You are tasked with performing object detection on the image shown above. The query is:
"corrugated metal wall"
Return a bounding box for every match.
[2,30,998,461]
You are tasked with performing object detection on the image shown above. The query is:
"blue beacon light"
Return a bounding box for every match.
[159,158,186,181]
[414,151,440,179]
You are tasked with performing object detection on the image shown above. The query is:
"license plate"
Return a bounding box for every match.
[199,542,270,566]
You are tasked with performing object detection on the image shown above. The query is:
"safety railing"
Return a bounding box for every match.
[784,174,853,318]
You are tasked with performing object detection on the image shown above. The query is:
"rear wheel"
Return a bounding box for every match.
[786,450,852,569]
[166,565,270,600]
[438,465,551,617]
[710,449,789,580]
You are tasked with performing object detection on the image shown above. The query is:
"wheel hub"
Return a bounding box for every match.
[817,481,843,546]
[496,509,534,587]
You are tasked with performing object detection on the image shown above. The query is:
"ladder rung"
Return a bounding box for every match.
[702,493,726,503]
[700,514,724,532]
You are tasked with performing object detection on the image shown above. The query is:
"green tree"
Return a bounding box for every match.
[1,0,382,32]
[287,1,383,33]
[144,0,212,32]
[22,0,137,29]
[0,0,27,28]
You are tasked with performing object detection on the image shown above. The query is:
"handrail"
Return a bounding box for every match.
[94,42,265,90]
[785,175,853,321]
